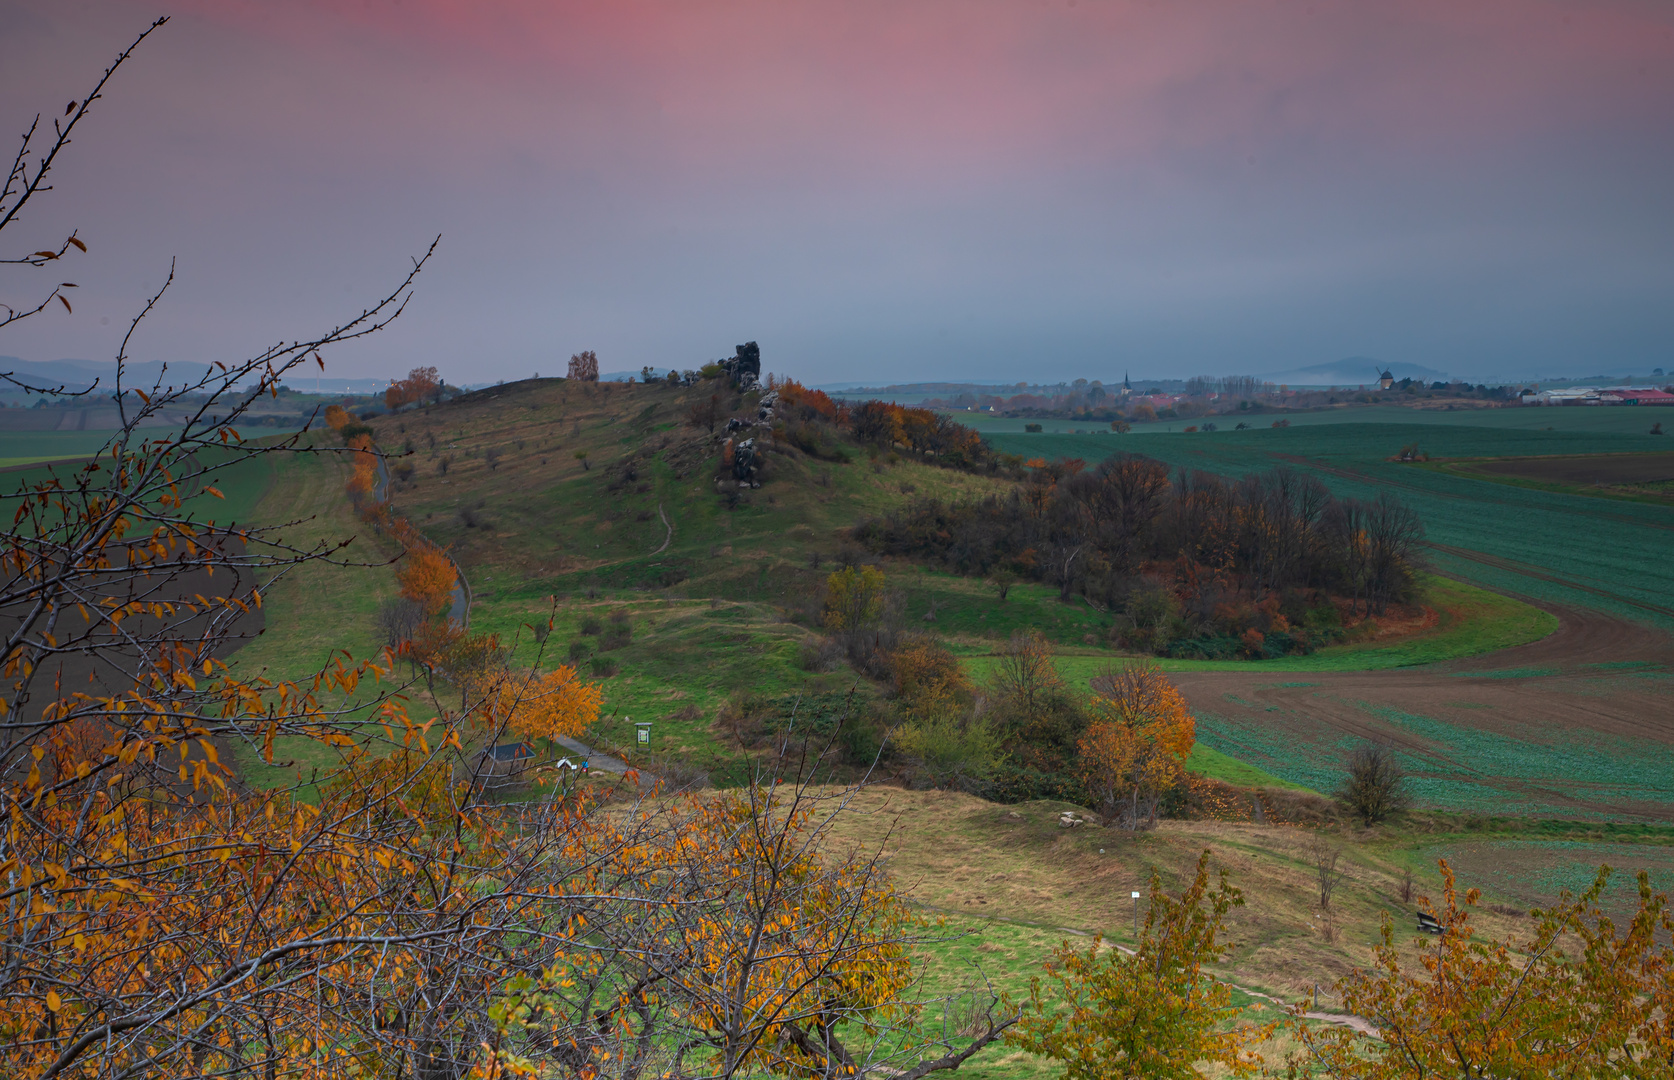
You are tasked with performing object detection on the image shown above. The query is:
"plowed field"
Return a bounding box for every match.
[1174,605,1674,820]
[1471,451,1674,485]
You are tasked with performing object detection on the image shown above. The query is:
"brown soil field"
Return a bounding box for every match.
[1171,605,1674,821]
[1470,451,1674,485]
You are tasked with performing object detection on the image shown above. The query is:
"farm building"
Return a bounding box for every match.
[1519,386,1674,406]
[466,741,538,789]
[1604,388,1674,405]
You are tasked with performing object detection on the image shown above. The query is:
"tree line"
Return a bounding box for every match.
[855,455,1425,658]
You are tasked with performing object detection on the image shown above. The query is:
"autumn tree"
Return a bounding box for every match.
[397,536,458,617]
[823,563,893,667]
[886,638,996,788]
[482,663,601,743]
[567,349,599,381]
[384,364,440,409]
[1010,850,1268,1079]
[1291,860,1674,1078]
[1079,661,1195,829]
[478,775,1022,1080]
[344,431,379,500]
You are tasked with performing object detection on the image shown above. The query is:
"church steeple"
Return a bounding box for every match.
[1123,370,1131,392]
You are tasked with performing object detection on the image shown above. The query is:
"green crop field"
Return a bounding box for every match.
[985,417,1674,629]
[0,429,122,468]
[1415,839,1674,921]
[958,402,1669,438]
[1188,697,1674,820]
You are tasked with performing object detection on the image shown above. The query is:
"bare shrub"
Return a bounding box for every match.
[1308,833,1347,912]
[799,636,845,673]
[640,752,710,793]
[579,615,602,635]
[376,597,426,651]
[1337,741,1410,825]
[717,693,778,746]
[484,446,502,470]
[1400,865,1415,904]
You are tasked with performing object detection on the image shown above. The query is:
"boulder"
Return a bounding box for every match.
[732,437,761,486]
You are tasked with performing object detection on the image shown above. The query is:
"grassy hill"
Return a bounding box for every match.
[352,377,1110,766]
[309,377,1558,778]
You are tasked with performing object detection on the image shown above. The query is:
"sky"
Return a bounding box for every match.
[3,0,1673,387]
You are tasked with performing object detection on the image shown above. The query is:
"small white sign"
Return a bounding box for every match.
[1131,891,1141,899]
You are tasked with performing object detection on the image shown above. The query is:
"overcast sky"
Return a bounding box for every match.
[3,0,1672,386]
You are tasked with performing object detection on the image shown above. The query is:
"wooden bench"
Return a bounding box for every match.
[1417,911,1443,935]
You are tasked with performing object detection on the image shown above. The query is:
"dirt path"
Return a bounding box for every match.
[1172,604,1674,818]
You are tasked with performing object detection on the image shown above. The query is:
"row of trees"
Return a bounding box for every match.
[855,457,1424,656]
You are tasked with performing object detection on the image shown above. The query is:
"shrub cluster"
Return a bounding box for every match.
[856,456,1424,657]
[770,380,1020,475]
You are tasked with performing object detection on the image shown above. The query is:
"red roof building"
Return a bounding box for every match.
[1601,389,1674,405]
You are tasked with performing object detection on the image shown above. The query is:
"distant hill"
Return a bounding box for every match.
[1254,358,1453,387]
[0,356,397,396]
[0,356,213,394]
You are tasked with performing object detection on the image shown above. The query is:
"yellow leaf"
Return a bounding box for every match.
[46,990,62,1012]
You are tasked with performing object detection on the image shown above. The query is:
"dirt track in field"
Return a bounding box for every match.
[1171,605,1674,820]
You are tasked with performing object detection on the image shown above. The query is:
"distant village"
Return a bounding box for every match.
[893,371,1524,422]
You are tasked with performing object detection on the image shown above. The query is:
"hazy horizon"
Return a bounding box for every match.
[4,2,1672,387]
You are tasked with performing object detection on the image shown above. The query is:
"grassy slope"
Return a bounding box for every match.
[819,785,1623,1076]
[222,436,407,790]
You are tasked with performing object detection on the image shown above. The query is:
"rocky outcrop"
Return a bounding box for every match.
[721,341,762,389]
[732,437,761,486]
